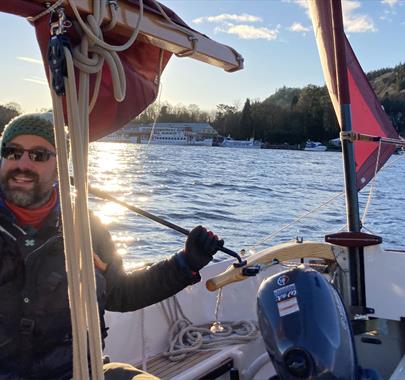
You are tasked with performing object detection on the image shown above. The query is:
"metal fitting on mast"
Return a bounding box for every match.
[48,5,71,96]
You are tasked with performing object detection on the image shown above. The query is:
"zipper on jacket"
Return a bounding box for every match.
[24,235,60,265]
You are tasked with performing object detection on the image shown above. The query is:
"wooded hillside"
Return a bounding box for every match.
[212,62,405,144]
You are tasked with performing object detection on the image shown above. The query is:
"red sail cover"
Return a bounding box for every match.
[309,1,398,190]
[0,1,190,141]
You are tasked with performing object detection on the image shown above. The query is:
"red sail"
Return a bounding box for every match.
[309,0,398,190]
[0,1,187,141]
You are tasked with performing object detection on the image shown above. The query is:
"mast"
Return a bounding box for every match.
[330,0,365,309]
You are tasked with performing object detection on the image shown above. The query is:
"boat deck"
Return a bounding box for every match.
[134,341,266,380]
[136,349,230,379]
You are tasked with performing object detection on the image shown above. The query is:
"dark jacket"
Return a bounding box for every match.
[0,198,195,379]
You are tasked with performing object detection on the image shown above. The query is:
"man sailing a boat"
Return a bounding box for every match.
[0,112,223,379]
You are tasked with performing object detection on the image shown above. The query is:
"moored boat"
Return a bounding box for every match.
[221,137,261,149]
[304,140,327,151]
[140,128,213,146]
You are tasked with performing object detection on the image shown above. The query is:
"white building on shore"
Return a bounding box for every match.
[100,122,218,146]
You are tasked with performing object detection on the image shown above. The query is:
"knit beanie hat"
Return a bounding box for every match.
[1,113,55,151]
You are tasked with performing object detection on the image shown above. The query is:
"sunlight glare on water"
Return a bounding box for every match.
[94,202,127,226]
[88,143,405,268]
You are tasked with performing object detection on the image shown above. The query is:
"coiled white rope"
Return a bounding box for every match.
[26,0,65,22]
[158,297,258,362]
[164,318,258,362]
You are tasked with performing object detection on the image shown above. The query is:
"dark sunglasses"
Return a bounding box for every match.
[1,146,56,162]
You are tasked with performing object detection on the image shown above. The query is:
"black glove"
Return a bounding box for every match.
[182,225,223,272]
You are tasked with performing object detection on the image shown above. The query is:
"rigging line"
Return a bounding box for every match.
[378,151,404,169]
[51,1,140,375]
[145,86,162,147]
[359,144,403,229]
[52,76,90,379]
[249,148,402,251]
[341,131,405,146]
[27,0,65,23]
[150,0,198,57]
[380,136,405,146]
[64,46,104,379]
[362,225,378,236]
[146,50,164,148]
[248,191,344,252]
[361,139,383,226]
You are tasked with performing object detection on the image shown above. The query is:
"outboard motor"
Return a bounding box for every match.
[257,266,358,379]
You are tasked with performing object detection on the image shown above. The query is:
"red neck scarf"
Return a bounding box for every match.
[6,189,57,229]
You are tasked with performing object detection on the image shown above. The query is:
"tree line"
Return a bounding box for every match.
[1,63,404,144]
[0,103,20,133]
[134,86,341,145]
[135,62,405,145]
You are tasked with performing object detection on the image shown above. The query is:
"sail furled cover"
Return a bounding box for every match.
[0,1,188,141]
[309,0,398,190]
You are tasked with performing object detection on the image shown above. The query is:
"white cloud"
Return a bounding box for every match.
[302,0,376,33]
[342,1,377,32]
[288,22,310,33]
[23,76,48,85]
[215,24,279,41]
[381,0,399,7]
[282,0,309,9]
[17,56,43,65]
[292,0,377,33]
[192,12,278,42]
[192,13,262,25]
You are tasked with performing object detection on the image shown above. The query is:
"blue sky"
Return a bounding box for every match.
[0,0,404,114]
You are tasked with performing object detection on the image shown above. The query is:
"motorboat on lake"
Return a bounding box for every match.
[304,140,327,151]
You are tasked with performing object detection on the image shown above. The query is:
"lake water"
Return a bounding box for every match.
[88,143,404,269]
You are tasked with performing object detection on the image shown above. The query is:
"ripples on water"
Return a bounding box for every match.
[88,143,404,269]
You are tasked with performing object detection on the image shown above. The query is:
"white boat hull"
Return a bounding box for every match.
[304,141,327,151]
[140,137,213,146]
[364,245,405,321]
[221,137,262,149]
[304,146,327,151]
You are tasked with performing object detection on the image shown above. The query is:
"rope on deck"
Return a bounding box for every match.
[159,296,258,362]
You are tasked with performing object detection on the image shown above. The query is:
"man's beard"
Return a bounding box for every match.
[0,169,53,208]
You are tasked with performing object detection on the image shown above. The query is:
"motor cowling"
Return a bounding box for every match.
[257,266,357,379]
